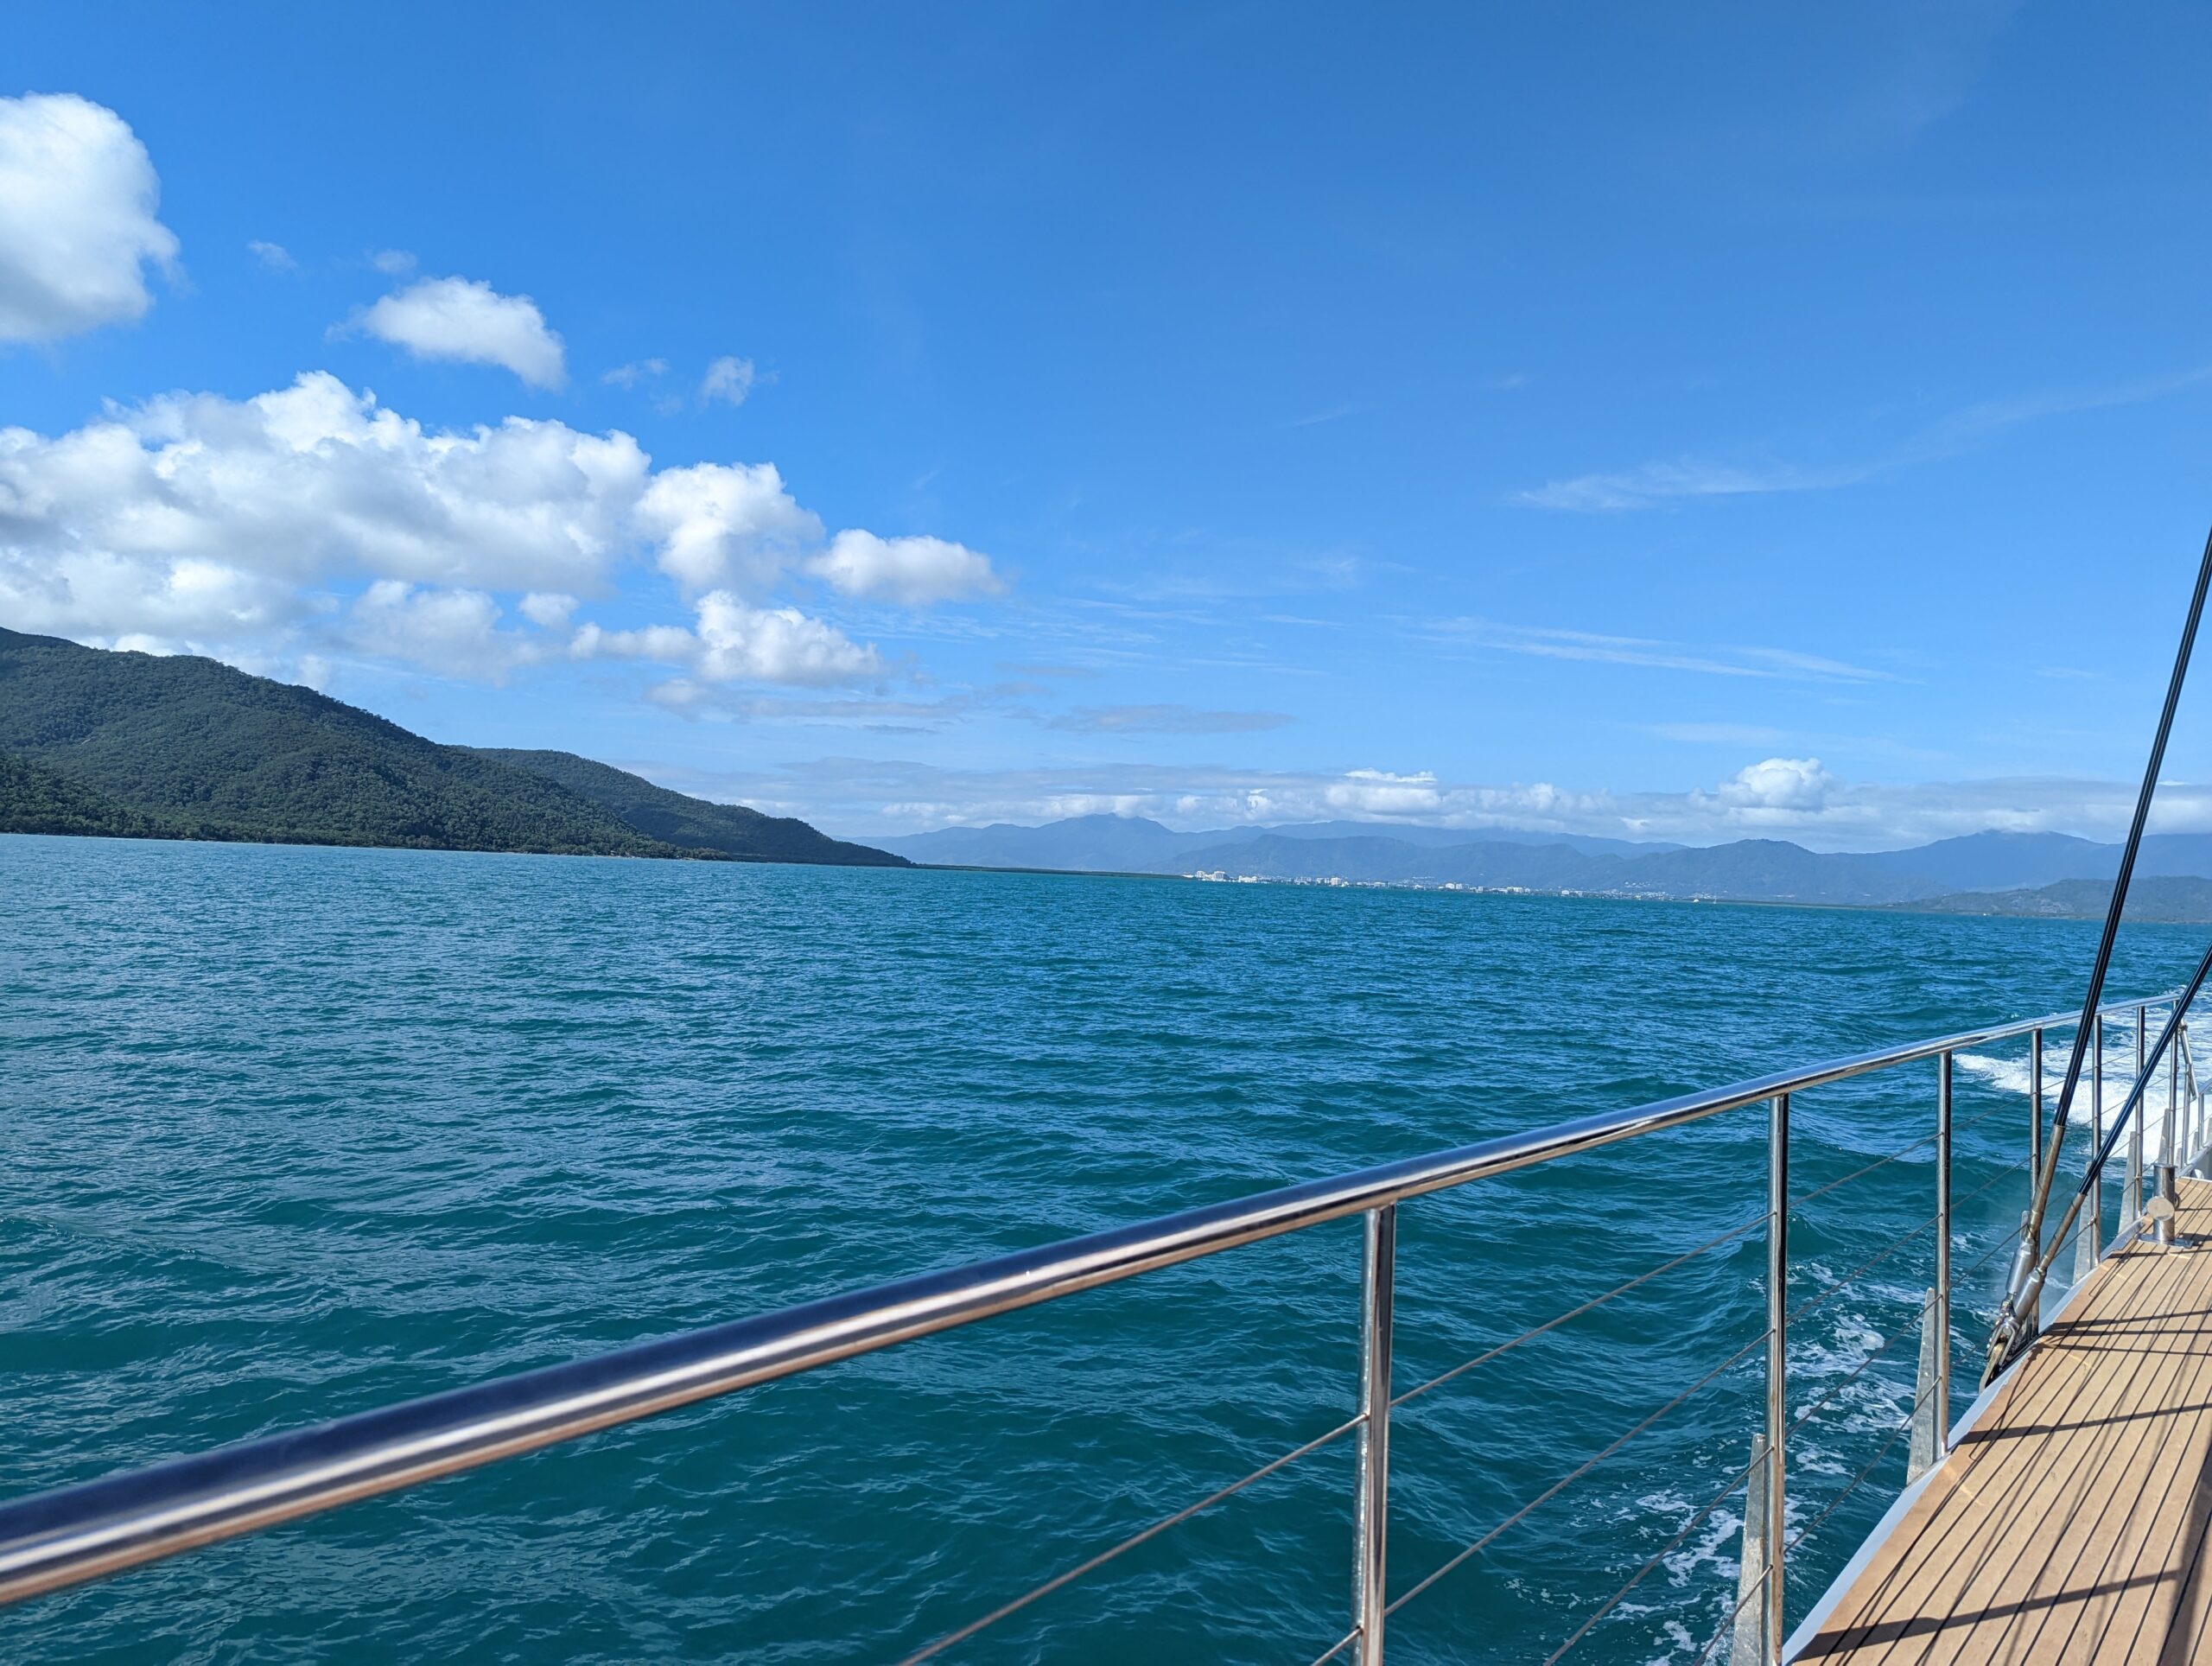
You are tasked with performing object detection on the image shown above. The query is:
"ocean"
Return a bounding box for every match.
[1,833,2202,1664]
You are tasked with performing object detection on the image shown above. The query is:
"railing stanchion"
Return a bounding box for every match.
[2092,1016,2105,1262]
[2026,1029,2044,1329]
[1353,1204,1395,1666]
[2161,1021,2183,1243]
[1936,1053,1952,1448]
[2127,1006,2147,1230]
[1764,1091,1789,1666]
[2030,1027,2044,1180]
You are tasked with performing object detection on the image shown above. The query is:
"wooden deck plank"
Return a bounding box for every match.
[1822,1217,2203,1665]
[1806,1218,2177,1664]
[1796,1181,2212,1665]
[1978,1235,2212,1664]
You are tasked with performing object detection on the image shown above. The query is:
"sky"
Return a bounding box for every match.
[7,2,2212,849]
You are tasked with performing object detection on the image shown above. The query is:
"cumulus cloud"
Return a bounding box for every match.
[572,592,882,689]
[693,594,880,684]
[0,92,180,342]
[808,530,1003,604]
[518,591,577,628]
[247,239,297,272]
[636,461,822,593]
[0,372,973,688]
[1711,756,1836,813]
[349,581,541,681]
[700,355,757,407]
[0,372,646,647]
[370,249,416,276]
[352,276,567,389]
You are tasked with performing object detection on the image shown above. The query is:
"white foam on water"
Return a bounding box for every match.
[1955,1031,2188,1135]
[1650,1618,1698,1664]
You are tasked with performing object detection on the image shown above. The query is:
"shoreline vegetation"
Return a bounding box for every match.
[0,626,905,868]
[8,626,2212,919]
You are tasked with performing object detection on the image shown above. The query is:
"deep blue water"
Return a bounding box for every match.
[1,834,2202,1664]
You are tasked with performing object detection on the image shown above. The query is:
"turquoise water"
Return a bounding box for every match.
[1,834,2202,1664]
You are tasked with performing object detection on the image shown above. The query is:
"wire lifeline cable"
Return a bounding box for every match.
[1982,935,2212,1358]
[1986,522,2212,1388]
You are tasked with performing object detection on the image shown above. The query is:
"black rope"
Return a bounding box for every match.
[1990,524,2212,1384]
[1986,936,2212,1374]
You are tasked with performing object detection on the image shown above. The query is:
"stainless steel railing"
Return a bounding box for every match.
[0,986,2196,1663]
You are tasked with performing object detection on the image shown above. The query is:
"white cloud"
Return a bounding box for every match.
[1432,618,1892,684]
[572,592,882,689]
[370,249,416,276]
[349,581,539,681]
[352,276,567,389]
[677,754,2212,852]
[602,358,667,389]
[701,355,757,407]
[0,372,648,648]
[518,591,577,628]
[1711,756,1836,813]
[693,593,881,684]
[808,530,1004,605]
[1326,768,1446,817]
[0,373,992,688]
[1046,704,1292,734]
[247,239,297,273]
[1516,363,2212,514]
[1516,459,1866,512]
[0,93,179,342]
[636,461,821,593]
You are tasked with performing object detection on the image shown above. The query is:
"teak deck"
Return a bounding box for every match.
[1797,1180,2212,1664]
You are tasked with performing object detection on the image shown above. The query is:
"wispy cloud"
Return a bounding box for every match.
[1046,704,1294,735]
[1280,404,1362,429]
[1431,619,1897,684]
[1516,459,1871,512]
[700,354,758,408]
[1648,722,1790,746]
[1518,360,2212,513]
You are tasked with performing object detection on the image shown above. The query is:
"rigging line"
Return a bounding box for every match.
[1536,1454,1763,1666]
[1787,1206,1942,1327]
[1390,1211,1765,1411]
[1788,1300,1933,1440]
[1955,1154,2032,1209]
[1383,1329,1770,1618]
[1694,1584,1765,1666]
[895,1411,1363,1664]
[1794,1129,1943,1207]
[1984,934,2212,1382]
[1791,1095,2033,1212]
[1785,1384,1928,1555]
[1961,1219,2025,1281]
[1305,1628,1361,1666]
[2001,522,2212,1371]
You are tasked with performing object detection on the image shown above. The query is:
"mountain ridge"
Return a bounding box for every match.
[872,814,2212,909]
[0,626,904,868]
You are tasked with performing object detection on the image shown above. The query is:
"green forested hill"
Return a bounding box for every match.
[0,627,905,867]
[0,752,170,838]
[1896,876,2212,923]
[474,748,906,866]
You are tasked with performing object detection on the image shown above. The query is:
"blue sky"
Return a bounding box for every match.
[7,2,2212,848]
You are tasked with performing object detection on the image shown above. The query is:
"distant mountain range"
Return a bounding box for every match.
[0,627,904,867]
[873,814,2212,917]
[12,626,2212,917]
[1897,876,2212,923]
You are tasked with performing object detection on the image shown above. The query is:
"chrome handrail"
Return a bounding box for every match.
[0,987,2185,1648]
